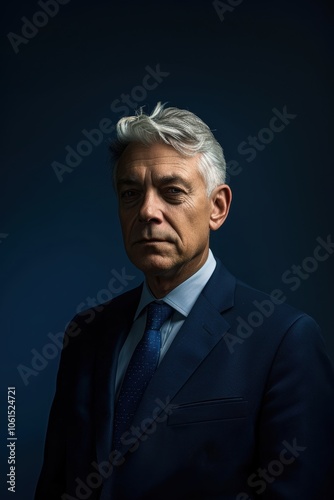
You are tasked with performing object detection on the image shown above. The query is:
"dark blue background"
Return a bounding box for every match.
[1,0,333,498]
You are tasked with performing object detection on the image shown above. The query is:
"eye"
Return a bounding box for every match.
[166,187,183,194]
[163,186,186,204]
[120,190,137,199]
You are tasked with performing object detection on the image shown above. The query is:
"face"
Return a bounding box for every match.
[116,142,225,286]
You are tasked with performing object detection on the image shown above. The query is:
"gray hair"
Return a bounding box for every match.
[109,102,226,195]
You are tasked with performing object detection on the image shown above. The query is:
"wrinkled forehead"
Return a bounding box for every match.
[116,142,201,178]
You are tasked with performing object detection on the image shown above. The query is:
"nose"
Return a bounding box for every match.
[138,190,163,223]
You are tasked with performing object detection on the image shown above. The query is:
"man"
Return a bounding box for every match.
[35,103,334,499]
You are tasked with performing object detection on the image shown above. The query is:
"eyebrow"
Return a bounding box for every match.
[116,178,139,189]
[117,175,192,191]
[157,175,192,190]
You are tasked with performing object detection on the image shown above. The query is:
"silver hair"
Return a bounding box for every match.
[109,102,226,195]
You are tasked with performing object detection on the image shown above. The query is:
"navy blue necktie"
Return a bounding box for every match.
[113,302,173,450]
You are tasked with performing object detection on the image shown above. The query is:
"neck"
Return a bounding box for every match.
[146,251,209,298]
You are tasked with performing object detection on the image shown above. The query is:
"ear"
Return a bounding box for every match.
[209,184,232,231]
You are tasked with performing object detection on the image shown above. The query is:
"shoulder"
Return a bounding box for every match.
[211,258,312,329]
[234,277,315,328]
[220,278,331,375]
[212,261,325,355]
[62,284,143,347]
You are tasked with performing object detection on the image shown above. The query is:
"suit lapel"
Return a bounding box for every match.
[118,261,236,455]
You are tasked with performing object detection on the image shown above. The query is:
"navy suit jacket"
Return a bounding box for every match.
[35,260,334,499]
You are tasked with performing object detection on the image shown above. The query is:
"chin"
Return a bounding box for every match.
[131,254,177,276]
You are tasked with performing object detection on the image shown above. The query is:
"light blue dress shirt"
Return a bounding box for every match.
[115,250,217,397]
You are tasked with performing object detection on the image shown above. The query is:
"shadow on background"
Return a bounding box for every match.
[1,0,333,498]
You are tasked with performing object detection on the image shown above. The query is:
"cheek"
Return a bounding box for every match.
[182,203,211,229]
[173,213,210,245]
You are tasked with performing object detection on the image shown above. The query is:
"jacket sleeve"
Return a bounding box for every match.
[256,315,334,499]
[34,316,81,500]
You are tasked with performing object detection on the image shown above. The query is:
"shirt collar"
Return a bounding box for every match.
[134,249,216,320]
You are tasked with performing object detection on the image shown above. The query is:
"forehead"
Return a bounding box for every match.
[116,142,200,177]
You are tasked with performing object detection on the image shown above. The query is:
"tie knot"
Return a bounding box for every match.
[146,302,173,331]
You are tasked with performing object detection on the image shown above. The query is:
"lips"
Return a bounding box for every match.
[138,239,168,243]
[134,236,172,245]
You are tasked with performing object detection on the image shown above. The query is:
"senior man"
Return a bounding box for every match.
[36,103,334,499]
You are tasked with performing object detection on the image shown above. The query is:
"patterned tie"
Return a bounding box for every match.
[112,302,173,450]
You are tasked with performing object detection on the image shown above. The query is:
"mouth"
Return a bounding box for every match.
[137,239,169,244]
